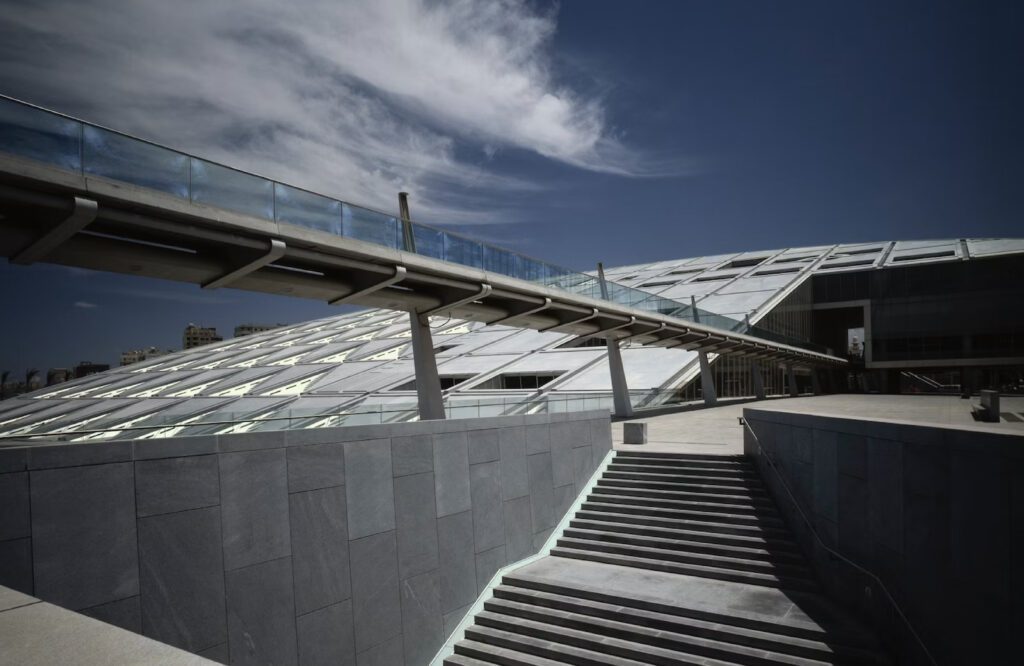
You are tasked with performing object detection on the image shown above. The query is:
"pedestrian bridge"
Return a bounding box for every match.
[0,95,844,417]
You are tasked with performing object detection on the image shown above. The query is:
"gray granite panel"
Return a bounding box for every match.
[217,430,286,454]
[442,603,472,639]
[394,472,439,580]
[391,434,433,477]
[475,544,506,593]
[527,452,555,533]
[811,429,838,523]
[0,537,32,595]
[0,472,29,540]
[197,642,230,664]
[554,483,576,520]
[133,435,218,461]
[433,431,470,517]
[470,461,504,553]
[572,445,593,492]
[0,447,27,474]
[503,495,533,562]
[356,636,404,666]
[134,455,219,518]
[437,510,476,614]
[344,439,395,539]
[468,428,500,464]
[349,530,402,653]
[31,462,138,610]
[290,486,350,616]
[138,506,226,652]
[550,437,575,488]
[288,442,345,493]
[499,426,528,500]
[226,557,298,666]
[78,595,141,633]
[590,418,612,455]
[400,570,443,666]
[837,432,867,478]
[525,422,551,455]
[27,441,132,470]
[220,449,291,571]
[867,438,903,554]
[297,600,356,666]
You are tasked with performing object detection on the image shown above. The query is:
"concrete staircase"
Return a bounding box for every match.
[444,451,891,665]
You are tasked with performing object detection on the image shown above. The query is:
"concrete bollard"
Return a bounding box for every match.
[623,422,647,445]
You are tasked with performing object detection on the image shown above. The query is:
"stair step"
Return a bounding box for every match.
[481,599,848,666]
[599,477,770,496]
[581,500,786,527]
[587,491,781,517]
[443,654,495,666]
[604,470,768,489]
[552,546,820,592]
[557,536,814,578]
[463,625,659,666]
[499,575,875,646]
[454,638,573,666]
[471,613,743,666]
[595,482,777,506]
[562,527,805,563]
[574,509,795,539]
[569,517,801,551]
[613,454,756,470]
[614,451,748,462]
[609,463,760,479]
[490,586,891,665]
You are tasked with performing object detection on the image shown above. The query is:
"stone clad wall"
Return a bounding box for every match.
[0,410,612,665]
[742,407,1024,665]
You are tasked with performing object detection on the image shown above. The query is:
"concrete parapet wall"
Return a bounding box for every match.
[742,407,1024,665]
[0,410,612,665]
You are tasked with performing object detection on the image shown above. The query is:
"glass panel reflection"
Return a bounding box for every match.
[0,98,82,171]
[443,232,483,269]
[342,203,399,248]
[191,158,273,220]
[275,183,341,233]
[84,126,188,197]
[412,224,445,260]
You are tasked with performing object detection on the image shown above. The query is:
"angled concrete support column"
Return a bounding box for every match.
[690,296,717,406]
[751,360,766,399]
[811,368,822,395]
[787,364,799,397]
[409,311,445,420]
[598,263,633,417]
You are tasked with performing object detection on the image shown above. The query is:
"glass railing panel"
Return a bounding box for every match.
[84,126,188,197]
[0,98,82,171]
[190,158,273,220]
[343,203,399,249]
[442,231,483,269]
[412,223,445,260]
[482,244,520,278]
[274,183,342,234]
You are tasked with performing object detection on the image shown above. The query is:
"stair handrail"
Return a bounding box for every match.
[742,420,938,666]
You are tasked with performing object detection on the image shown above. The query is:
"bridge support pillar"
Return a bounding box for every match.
[409,311,446,420]
[787,364,799,397]
[699,352,718,406]
[812,369,823,395]
[751,360,766,399]
[597,262,633,418]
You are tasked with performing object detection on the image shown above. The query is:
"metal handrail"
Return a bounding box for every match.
[742,419,937,666]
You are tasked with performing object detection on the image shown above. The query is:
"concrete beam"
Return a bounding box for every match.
[12,196,97,265]
[488,297,551,326]
[329,265,407,306]
[202,239,287,289]
[421,283,492,318]
[539,307,599,333]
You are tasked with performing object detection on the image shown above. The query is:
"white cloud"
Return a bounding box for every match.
[0,0,681,226]
[73,301,97,309]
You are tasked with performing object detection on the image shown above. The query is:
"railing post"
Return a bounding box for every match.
[598,263,633,417]
[691,296,718,406]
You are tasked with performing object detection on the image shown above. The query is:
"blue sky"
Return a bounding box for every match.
[1,0,1021,375]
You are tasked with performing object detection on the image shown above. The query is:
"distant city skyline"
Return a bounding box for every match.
[1,1,1021,375]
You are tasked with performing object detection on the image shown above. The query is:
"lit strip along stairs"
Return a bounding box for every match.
[446,451,891,665]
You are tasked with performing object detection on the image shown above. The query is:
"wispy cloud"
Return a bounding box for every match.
[101,288,238,306]
[0,0,688,226]
[73,301,97,309]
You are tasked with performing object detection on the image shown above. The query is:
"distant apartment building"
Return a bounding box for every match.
[46,368,70,386]
[183,324,222,349]
[73,361,110,379]
[120,346,173,367]
[234,323,285,338]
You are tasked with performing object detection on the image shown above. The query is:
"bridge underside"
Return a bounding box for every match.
[0,156,843,369]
